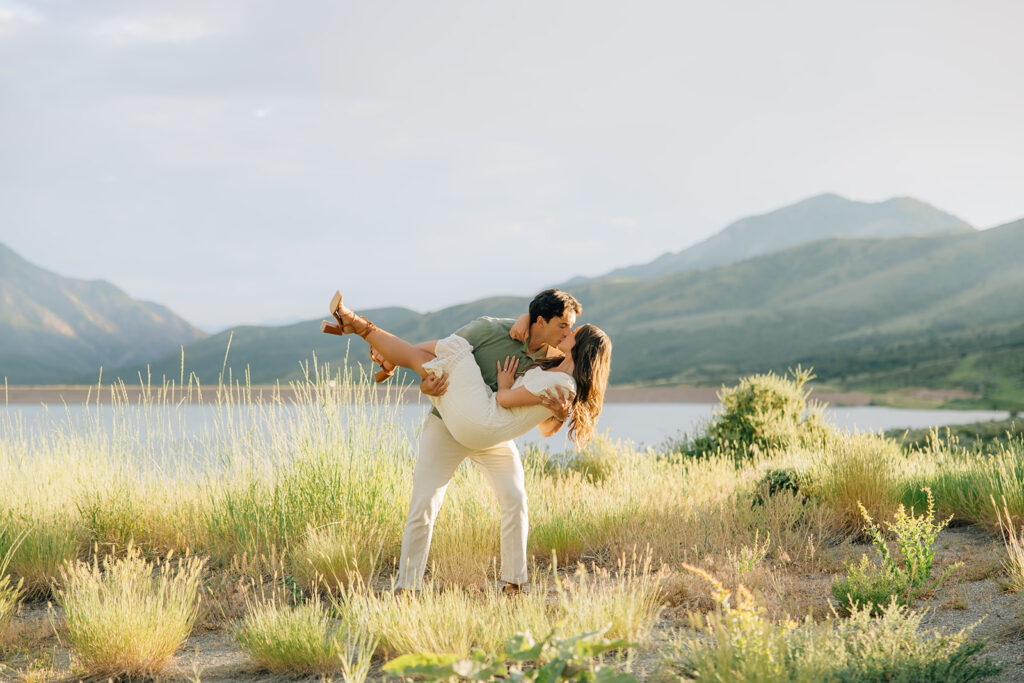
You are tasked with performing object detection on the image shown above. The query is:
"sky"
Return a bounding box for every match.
[1,1,1023,332]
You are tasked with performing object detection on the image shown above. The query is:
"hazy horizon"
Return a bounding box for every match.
[2,1,1023,331]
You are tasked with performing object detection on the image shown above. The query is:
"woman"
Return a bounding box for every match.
[327,292,611,450]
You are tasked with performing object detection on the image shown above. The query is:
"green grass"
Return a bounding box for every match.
[235,593,377,678]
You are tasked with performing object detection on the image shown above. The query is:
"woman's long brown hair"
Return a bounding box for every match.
[530,324,612,449]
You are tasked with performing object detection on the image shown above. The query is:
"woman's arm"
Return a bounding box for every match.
[509,314,530,342]
[495,357,545,408]
[497,386,546,408]
[538,415,564,436]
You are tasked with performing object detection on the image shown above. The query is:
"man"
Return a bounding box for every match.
[395,288,581,593]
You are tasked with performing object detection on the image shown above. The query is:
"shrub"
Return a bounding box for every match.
[752,467,805,506]
[830,555,905,617]
[235,594,376,679]
[674,564,999,681]
[832,489,959,614]
[691,367,831,458]
[55,545,205,677]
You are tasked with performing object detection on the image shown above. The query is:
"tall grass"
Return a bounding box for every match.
[55,545,205,677]
[6,361,1021,593]
[0,527,24,632]
[4,363,1024,678]
[235,592,377,679]
[337,555,662,659]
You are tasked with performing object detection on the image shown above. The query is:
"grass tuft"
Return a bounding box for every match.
[235,593,377,678]
[55,545,205,678]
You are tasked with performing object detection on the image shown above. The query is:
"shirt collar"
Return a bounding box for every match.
[523,335,546,360]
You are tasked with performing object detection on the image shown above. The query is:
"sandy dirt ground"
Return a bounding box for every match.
[3,527,1021,681]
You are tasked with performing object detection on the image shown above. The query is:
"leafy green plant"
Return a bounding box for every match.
[832,488,959,614]
[382,627,637,682]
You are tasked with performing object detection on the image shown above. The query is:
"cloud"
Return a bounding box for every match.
[0,2,43,38]
[609,217,638,228]
[93,15,215,46]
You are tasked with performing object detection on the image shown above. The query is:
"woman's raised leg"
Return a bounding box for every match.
[330,292,435,377]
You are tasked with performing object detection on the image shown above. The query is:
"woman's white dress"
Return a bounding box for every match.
[422,334,576,450]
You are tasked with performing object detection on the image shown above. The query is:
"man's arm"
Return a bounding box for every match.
[415,340,446,396]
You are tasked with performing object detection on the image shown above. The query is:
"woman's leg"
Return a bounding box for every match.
[334,297,435,377]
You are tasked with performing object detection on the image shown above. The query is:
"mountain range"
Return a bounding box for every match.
[562,193,972,284]
[3,193,1022,407]
[0,242,206,383]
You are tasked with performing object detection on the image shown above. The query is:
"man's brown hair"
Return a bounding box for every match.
[528,289,582,325]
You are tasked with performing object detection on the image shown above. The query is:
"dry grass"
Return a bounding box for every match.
[810,432,901,534]
[996,496,1024,602]
[290,522,386,594]
[55,545,205,678]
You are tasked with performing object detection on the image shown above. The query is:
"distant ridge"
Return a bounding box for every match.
[564,193,973,285]
[103,216,1024,407]
[0,241,207,383]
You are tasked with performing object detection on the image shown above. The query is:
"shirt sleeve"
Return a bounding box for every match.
[521,369,577,397]
[455,316,515,347]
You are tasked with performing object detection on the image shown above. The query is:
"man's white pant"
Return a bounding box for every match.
[397,413,528,589]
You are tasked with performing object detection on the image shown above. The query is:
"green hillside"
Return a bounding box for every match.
[90,298,529,386]
[105,220,1024,408]
[566,193,973,284]
[0,242,207,383]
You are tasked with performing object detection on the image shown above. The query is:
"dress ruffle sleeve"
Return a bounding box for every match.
[422,334,475,378]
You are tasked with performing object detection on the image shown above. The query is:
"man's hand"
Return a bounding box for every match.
[420,372,449,397]
[540,386,573,423]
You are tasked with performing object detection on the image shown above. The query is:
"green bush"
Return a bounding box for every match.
[833,489,959,614]
[687,367,831,458]
[752,467,805,506]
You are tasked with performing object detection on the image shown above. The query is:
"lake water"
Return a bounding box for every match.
[1,401,1009,454]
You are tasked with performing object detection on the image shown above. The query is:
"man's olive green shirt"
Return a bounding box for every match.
[428,316,547,419]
